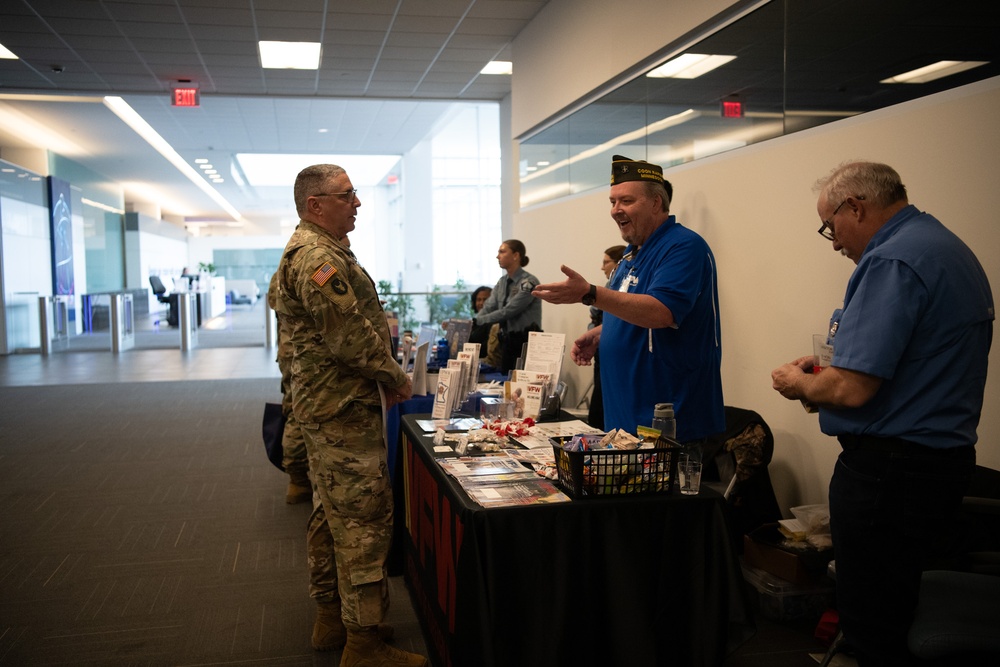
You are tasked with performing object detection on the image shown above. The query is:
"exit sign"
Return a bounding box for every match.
[721,99,744,118]
[172,87,200,107]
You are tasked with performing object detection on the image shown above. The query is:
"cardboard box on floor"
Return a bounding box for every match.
[743,523,833,585]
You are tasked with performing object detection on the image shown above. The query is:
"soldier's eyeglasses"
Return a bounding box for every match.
[313,189,358,201]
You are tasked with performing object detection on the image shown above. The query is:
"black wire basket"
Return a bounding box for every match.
[551,438,680,498]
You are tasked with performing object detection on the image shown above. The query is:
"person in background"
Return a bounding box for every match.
[180,266,196,289]
[271,164,426,667]
[467,286,493,353]
[771,161,993,667]
[474,240,542,373]
[587,244,626,428]
[533,155,724,445]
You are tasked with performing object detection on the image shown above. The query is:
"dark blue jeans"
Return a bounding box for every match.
[829,437,975,667]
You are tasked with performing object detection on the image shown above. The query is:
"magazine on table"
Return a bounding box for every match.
[437,456,533,478]
[462,478,571,508]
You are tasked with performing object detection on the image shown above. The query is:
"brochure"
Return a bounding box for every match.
[431,367,462,419]
[523,331,565,385]
[504,380,544,420]
[444,319,473,359]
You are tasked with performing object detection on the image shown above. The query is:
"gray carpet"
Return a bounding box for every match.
[0,379,427,666]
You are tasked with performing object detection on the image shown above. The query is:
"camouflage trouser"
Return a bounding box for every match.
[301,402,392,629]
[280,378,309,479]
[281,412,309,480]
[306,491,337,601]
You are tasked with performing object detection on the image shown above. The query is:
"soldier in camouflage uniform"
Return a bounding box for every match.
[271,164,425,667]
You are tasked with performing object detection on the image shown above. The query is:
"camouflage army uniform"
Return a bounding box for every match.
[271,220,408,630]
[267,270,335,599]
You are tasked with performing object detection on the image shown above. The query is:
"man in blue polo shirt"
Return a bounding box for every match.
[772,161,994,667]
[532,155,724,445]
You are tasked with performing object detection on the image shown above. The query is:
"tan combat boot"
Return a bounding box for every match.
[312,600,394,652]
[339,627,428,667]
[286,469,311,504]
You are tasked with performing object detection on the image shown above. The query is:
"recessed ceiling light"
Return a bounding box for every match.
[0,43,18,59]
[481,61,512,75]
[318,128,329,133]
[880,60,989,84]
[646,53,736,79]
[259,41,322,69]
[195,158,209,164]
[205,169,217,175]
[200,163,214,170]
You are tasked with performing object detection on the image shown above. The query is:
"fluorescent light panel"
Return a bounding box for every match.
[235,154,400,188]
[481,61,512,75]
[880,60,989,84]
[0,42,17,59]
[259,41,321,69]
[102,96,242,221]
[647,53,736,79]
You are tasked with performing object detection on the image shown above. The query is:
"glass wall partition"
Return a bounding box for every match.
[0,160,52,353]
[519,0,1000,208]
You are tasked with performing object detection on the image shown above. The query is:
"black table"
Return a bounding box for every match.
[398,414,755,667]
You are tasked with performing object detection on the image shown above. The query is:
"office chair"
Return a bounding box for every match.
[819,466,1000,666]
[702,406,783,533]
[907,472,1000,664]
[149,275,171,304]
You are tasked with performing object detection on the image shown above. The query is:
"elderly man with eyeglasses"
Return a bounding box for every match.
[271,164,426,667]
[772,161,994,667]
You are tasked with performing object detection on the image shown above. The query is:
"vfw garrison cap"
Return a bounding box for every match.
[611,154,664,185]
[611,154,673,201]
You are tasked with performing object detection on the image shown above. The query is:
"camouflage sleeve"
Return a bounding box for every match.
[295,249,408,389]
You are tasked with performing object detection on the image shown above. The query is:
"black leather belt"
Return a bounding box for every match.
[838,434,973,457]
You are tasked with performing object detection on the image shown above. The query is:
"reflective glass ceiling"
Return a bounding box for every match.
[519,0,1000,208]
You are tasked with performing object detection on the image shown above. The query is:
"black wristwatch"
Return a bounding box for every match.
[581,284,597,306]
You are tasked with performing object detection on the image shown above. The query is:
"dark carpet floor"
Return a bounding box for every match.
[0,379,427,666]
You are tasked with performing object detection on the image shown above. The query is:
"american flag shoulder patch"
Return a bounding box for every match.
[311,262,337,286]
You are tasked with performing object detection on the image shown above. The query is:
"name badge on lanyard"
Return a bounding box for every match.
[618,269,637,293]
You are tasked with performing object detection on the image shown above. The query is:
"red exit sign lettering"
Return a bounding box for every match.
[721,99,744,118]
[172,87,200,107]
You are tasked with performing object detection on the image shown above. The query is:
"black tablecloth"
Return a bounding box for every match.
[398,414,755,667]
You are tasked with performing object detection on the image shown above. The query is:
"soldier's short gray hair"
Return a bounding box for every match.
[294,164,346,216]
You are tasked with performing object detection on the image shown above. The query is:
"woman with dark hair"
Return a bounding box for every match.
[474,239,542,373]
[467,286,493,357]
[588,244,626,428]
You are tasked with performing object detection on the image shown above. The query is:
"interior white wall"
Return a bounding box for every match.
[513,77,1000,515]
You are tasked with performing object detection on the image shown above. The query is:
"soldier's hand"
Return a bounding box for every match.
[385,379,413,408]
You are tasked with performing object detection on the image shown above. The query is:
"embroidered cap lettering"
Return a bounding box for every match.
[311,262,337,286]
